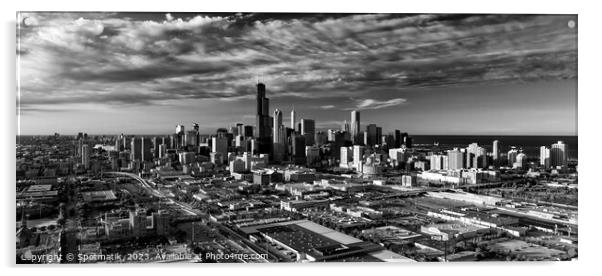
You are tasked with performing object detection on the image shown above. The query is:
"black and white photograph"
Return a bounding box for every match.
[6,1,590,270]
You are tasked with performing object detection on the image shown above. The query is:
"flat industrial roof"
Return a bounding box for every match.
[27,184,52,192]
[82,190,117,202]
[369,250,416,263]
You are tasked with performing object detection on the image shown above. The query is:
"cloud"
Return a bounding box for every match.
[351,98,407,110]
[319,105,336,109]
[17,13,577,110]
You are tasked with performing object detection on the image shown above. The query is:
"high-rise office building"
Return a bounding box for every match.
[175,124,185,148]
[235,134,244,148]
[212,136,228,156]
[123,135,131,150]
[327,129,336,142]
[236,123,244,137]
[394,130,402,148]
[115,134,125,151]
[315,131,328,146]
[342,120,350,133]
[273,109,283,143]
[291,133,306,165]
[131,137,142,162]
[273,109,285,162]
[301,119,315,146]
[353,145,364,170]
[185,130,198,147]
[402,132,411,148]
[229,125,239,136]
[141,137,152,162]
[81,144,90,169]
[366,124,377,146]
[540,146,551,168]
[151,137,160,158]
[158,144,167,159]
[243,125,254,137]
[255,82,271,154]
[550,141,568,169]
[383,134,394,146]
[351,110,360,144]
[340,146,353,168]
[290,106,297,130]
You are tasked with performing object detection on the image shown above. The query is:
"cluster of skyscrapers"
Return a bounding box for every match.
[73,82,569,176]
[78,82,414,173]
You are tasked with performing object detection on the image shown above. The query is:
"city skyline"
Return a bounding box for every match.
[15,11,580,265]
[17,13,577,135]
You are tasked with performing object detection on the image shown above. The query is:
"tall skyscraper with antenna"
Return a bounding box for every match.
[255,82,271,154]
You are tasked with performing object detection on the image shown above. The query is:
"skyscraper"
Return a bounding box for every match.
[301,119,315,146]
[366,124,377,146]
[353,145,364,170]
[273,109,283,143]
[492,140,500,162]
[236,123,244,137]
[81,144,90,169]
[550,141,568,169]
[131,137,142,162]
[255,82,271,154]
[141,137,152,162]
[243,125,254,137]
[273,109,285,162]
[151,136,160,158]
[507,148,519,166]
[158,144,167,159]
[540,146,551,169]
[394,130,402,148]
[291,133,306,165]
[290,106,296,130]
[212,136,228,156]
[340,146,353,168]
[314,131,328,146]
[466,143,487,168]
[402,133,412,148]
[515,153,528,169]
[351,110,360,144]
[185,130,198,147]
[175,124,185,148]
[342,120,350,133]
[447,148,465,170]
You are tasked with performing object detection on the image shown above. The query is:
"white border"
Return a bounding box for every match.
[2,1,599,276]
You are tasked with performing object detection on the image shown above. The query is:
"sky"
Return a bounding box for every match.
[16,13,577,135]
